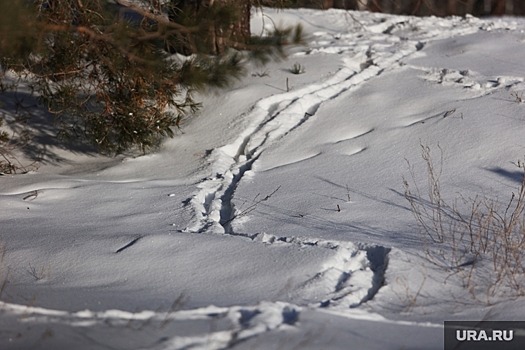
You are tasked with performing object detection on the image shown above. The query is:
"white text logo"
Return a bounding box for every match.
[456,329,514,342]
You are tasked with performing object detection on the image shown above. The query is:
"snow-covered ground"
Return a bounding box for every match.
[2,7,525,350]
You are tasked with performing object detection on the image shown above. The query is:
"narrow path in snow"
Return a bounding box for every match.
[182,12,497,237]
[183,38,424,235]
[0,298,442,350]
[178,12,494,315]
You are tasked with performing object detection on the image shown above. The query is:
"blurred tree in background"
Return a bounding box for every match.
[280,0,524,16]
[0,0,302,154]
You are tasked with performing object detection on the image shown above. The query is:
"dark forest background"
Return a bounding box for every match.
[265,0,524,16]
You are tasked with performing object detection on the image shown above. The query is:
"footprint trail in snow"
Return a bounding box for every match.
[179,11,515,318]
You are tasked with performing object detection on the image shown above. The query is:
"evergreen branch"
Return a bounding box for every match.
[42,23,158,66]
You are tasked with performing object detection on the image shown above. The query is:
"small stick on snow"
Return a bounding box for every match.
[115,236,143,254]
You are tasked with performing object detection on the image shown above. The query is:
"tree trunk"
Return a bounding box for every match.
[512,0,525,15]
[210,0,251,54]
[333,0,357,9]
[167,0,251,55]
[490,0,505,14]
[367,0,383,12]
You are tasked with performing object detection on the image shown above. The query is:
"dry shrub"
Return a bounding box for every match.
[404,144,525,299]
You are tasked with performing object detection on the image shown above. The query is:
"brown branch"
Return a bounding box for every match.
[43,23,156,66]
[43,23,103,40]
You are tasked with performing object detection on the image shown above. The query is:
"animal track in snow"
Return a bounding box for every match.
[0,300,301,350]
[184,39,421,235]
[245,232,390,310]
[178,21,420,315]
[177,10,500,322]
[419,67,523,95]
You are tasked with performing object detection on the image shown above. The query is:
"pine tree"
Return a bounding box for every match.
[0,0,302,154]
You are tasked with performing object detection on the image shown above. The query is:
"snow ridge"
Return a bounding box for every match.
[0,300,300,350]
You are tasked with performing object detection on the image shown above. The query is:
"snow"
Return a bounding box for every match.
[2,7,525,350]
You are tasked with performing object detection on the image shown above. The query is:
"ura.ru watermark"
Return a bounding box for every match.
[445,321,525,350]
[456,329,513,342]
